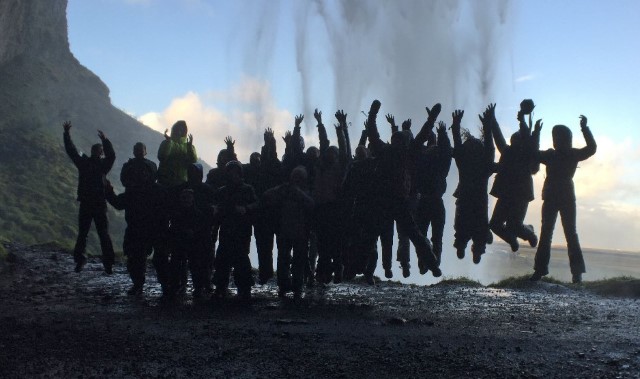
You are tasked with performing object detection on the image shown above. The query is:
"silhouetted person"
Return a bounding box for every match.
[413,120,453,266]
[62,121,116,274]
[263,166,314,299]
[105,179,167,295]
[206,136,238,189]
[451,106,495,264]
[171,163,216,298]
[244,128,283,285]
[157,120,197,187]
[212,161,258,300]
[120,142,157,190]
[167,188,215,298]
[489,101,540,252]
[385,114,415,278]
[312,109,349,284]
[530,115,596,283]
[366,100,442,277]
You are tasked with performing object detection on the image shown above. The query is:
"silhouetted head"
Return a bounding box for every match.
[217,149,231,168]
[552,125,573,152]
[391,130,412,151]
[290,165,308,187]
[133,142,146,159]
[306,146,320,161]
[171,120,188,139]
[188,163,204,184]
[179,189,195,209]
[323,146,339,165]
[462,136,483,156]
[354,145,369,161]
[225,160,243,185]
[250,152,261,167]
[90,143,103,159]
[510,131,523,149]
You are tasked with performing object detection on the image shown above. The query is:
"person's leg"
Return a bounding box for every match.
[212,242,232,296]
[232,237,254,299]
[276,235,293,293]
[151,236,171,295]
[255,218,275,284]
[93,204,115,272]
[453,200,471,259]
[489,198,518,251]
[73,202,93,270]
[532,201,559,278]
[380,218,395,271]
[470,197,489,264]
[559,201,586,280]
[291,237,309,294]
[393,199,438,276]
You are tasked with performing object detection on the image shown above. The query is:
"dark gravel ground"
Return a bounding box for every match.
[1,243,639,378]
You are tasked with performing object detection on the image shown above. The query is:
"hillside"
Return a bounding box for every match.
[0,0,168,250]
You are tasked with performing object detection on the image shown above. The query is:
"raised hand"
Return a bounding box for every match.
[164,129,170,141]
[485,103,496,122]
[314,108,323,124]
[63,121,72,132]
[97,130,107,140]
[224,136,235,148]
[264,127,274,143]
[295,114,304,127]
[452,109,464,125]
[385,113,396,126]
[282,130,292,145]
[579,115,588,129]
[187,133,194,145]
[534,119,543,134]
[426,103,442,122]
[401,119,412,130]
[335,109,347,125]
[437,121,447,132]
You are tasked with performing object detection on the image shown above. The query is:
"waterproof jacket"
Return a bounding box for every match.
[537,126,596,203]
[120,157,157,190]
[413,126,453,200]
[452,122,495,200]
[64,131,115,203]
[157,136,197,187]
[106,184,168,236]
[263,183,314,240]
[214,182,258,240]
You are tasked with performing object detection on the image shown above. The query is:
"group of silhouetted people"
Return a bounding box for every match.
[63,98,596,301]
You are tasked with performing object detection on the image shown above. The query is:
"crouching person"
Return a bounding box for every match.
[105,180,167,296]
[212,161,258,301]
[263,166,314,300]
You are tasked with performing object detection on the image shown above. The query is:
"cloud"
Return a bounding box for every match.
[522,136,640,251]
[138,77,297,167]
[515,74,535,83]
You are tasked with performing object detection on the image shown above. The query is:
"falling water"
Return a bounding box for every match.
[238,0,514,284]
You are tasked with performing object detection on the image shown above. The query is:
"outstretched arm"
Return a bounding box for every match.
[99,130,116,174]
[335,110,350,164]
[451,110,464,149]
[480,106,495,165]
[386,113,398,134]
[365,100,384,152]
[62,121,82,167]
[486,103,507,153]
[415,103,441,146]
[576,115,597,161]
[315,109,329,153]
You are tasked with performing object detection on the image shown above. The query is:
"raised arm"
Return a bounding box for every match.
[335,110,349,166]
[451,109,464,149]
[488,104,508,154]
[480,105,495,165]
[62,121,81,167]
[386,113,398,134]
[576,115,597,161]
[186,133,197,164]
[98,130,116,174]
[414,103,441,146]
[365,100,385,153]
[315,108,329,153]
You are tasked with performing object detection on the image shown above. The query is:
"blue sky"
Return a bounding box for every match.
[67,0,640,252]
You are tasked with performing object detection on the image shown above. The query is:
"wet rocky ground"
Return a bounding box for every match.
[1,243,639,378]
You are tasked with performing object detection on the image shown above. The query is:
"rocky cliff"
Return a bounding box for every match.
[0,0,164,250]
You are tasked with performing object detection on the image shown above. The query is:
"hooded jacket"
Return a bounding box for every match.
[157,136,198,187]
[64,131,115,203]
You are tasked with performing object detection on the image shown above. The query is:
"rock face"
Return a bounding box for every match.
[0,0,70,64]
[0,0,164,249]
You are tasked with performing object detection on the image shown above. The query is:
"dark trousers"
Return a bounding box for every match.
[416,197,446,262]
[377,197,438,271]
[534,200,585,275]
[315,202,344,281]
[276,235,309,292]
[490,198,535,246]
[151,237,171,292]
[123,228,153,287]
[254,219,275,282]
[304,230,318,283]
[379,218,394,270]
[213,235,254,292]
[74,201,115,267]
[396,195,419,266]
[454,196,488,253]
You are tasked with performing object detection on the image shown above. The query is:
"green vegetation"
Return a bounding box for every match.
[490,274,564,289]
[434,276,483,287]
[581,276,640,298]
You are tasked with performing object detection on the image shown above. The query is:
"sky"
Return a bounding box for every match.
[66,0,640,254]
